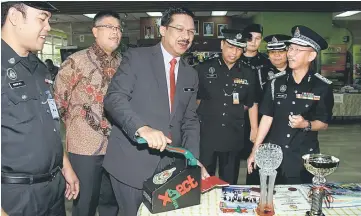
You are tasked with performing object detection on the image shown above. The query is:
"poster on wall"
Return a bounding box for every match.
[144,26,154,39]
[320,44,347,87]
[353,45,361,85]
[217,24,228,38]
[203,22,214,36]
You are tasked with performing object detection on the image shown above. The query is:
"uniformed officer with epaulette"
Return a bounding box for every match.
[264,34,292,78]
[245,34,293,185]
[1,2,79,215]
[196,29,259,184]
[247,25,334,184]
[239,24,273,184]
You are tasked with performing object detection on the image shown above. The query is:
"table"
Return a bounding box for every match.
[333,93,361,116]
[137,186,361,216]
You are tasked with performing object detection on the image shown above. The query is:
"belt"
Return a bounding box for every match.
[1,166,62,184]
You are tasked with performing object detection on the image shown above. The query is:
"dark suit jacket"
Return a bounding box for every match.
[103,43,200,189]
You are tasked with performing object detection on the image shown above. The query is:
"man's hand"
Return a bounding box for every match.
[250,128,258,143]
[62,165,80,200]
[247,146,259,174]
[137,126,172,152]
[288,115,308,129]
[197,160,210,180]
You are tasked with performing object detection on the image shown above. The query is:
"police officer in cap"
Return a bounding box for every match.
[264,34,292,76]
[1,2,79,215]
[245,34,292,184]
[196,29,259,184]
[247,25,334,184]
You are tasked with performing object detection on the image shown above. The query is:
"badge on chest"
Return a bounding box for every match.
[296,92,320,100]
[206,67,217,78]
[233,78,248,85]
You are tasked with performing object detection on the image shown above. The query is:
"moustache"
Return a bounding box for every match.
[178,40,190,45]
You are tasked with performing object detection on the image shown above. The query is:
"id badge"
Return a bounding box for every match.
[233,92,239,104]
[47,99,60,119]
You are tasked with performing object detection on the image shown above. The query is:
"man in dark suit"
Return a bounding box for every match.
[103,7,209,216]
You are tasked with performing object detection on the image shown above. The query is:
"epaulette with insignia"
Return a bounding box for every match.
[268,71,286,80]
[314,73,332,84]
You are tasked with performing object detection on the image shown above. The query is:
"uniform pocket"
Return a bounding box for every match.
[2,87,39,125]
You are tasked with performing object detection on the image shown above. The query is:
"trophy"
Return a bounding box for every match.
[255,143,283,216]
[302,154,340,216]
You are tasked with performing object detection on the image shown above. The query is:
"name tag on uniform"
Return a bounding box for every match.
[276,93,287,99]
[233,92,239,104]
[9,80,26,89]
[183,87,195,92]
[47,99,60,119]
[206,74,217,78]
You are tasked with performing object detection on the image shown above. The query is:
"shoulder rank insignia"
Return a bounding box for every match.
[269,71,286,80]
[314,73,332,84]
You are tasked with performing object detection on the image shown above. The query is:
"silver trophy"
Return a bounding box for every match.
[302,154,340,216]
[255,143,283,216]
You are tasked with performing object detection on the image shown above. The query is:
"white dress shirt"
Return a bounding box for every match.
[160,43,181,111]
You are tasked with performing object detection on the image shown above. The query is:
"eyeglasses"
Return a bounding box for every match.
[288,46,313,54]
[95,25,123,33]
[168,25,195,36]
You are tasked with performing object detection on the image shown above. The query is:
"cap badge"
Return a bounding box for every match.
[271,36,278,43]
[236,33,242,40]
[294,27,301,38]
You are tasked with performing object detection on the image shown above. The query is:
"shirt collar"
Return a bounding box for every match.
[287,69,313,86]
[160,42,181,65]
[90,42,119,61]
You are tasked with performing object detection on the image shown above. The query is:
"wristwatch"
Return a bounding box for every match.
[303,120,312,132]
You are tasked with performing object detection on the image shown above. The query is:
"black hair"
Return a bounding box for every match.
[160,7,194,27]
[93,10,121,26]
[1,2,26,28]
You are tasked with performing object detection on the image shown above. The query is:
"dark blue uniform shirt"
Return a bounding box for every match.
[1,40,63,175]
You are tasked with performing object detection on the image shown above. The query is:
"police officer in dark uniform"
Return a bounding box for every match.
[240,24,273,184]
[247,25,334,184]
[264,34,292,77]
[196,29,259,184]
[245,34,293,185]
[1,2,79,215]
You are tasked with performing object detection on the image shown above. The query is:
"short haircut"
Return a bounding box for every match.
[1,2,26,28]
[93,10,121,26]
[160,7,194,27]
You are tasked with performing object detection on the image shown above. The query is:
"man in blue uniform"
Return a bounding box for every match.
[1,2,79,215]
[196,29,259,184]
[247,25,334,184]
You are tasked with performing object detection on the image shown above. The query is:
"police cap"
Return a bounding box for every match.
[286,25,328,53]
[264,34,292,51]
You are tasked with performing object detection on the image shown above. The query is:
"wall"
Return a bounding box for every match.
[51,19,142,49]
[252,12,353,52]
[139,16,232,40]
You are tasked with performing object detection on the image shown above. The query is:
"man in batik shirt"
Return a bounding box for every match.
[54,11,122,216]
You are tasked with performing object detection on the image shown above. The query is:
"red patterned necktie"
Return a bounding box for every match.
[169,58,177,112]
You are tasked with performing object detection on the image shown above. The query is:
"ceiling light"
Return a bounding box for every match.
[83,14,96,19]
[211,11,227,16]
[335,11,361,18]
[146,12,162,17]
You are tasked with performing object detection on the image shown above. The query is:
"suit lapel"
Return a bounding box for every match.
[150,43,171,116]
[170,59,187,121]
